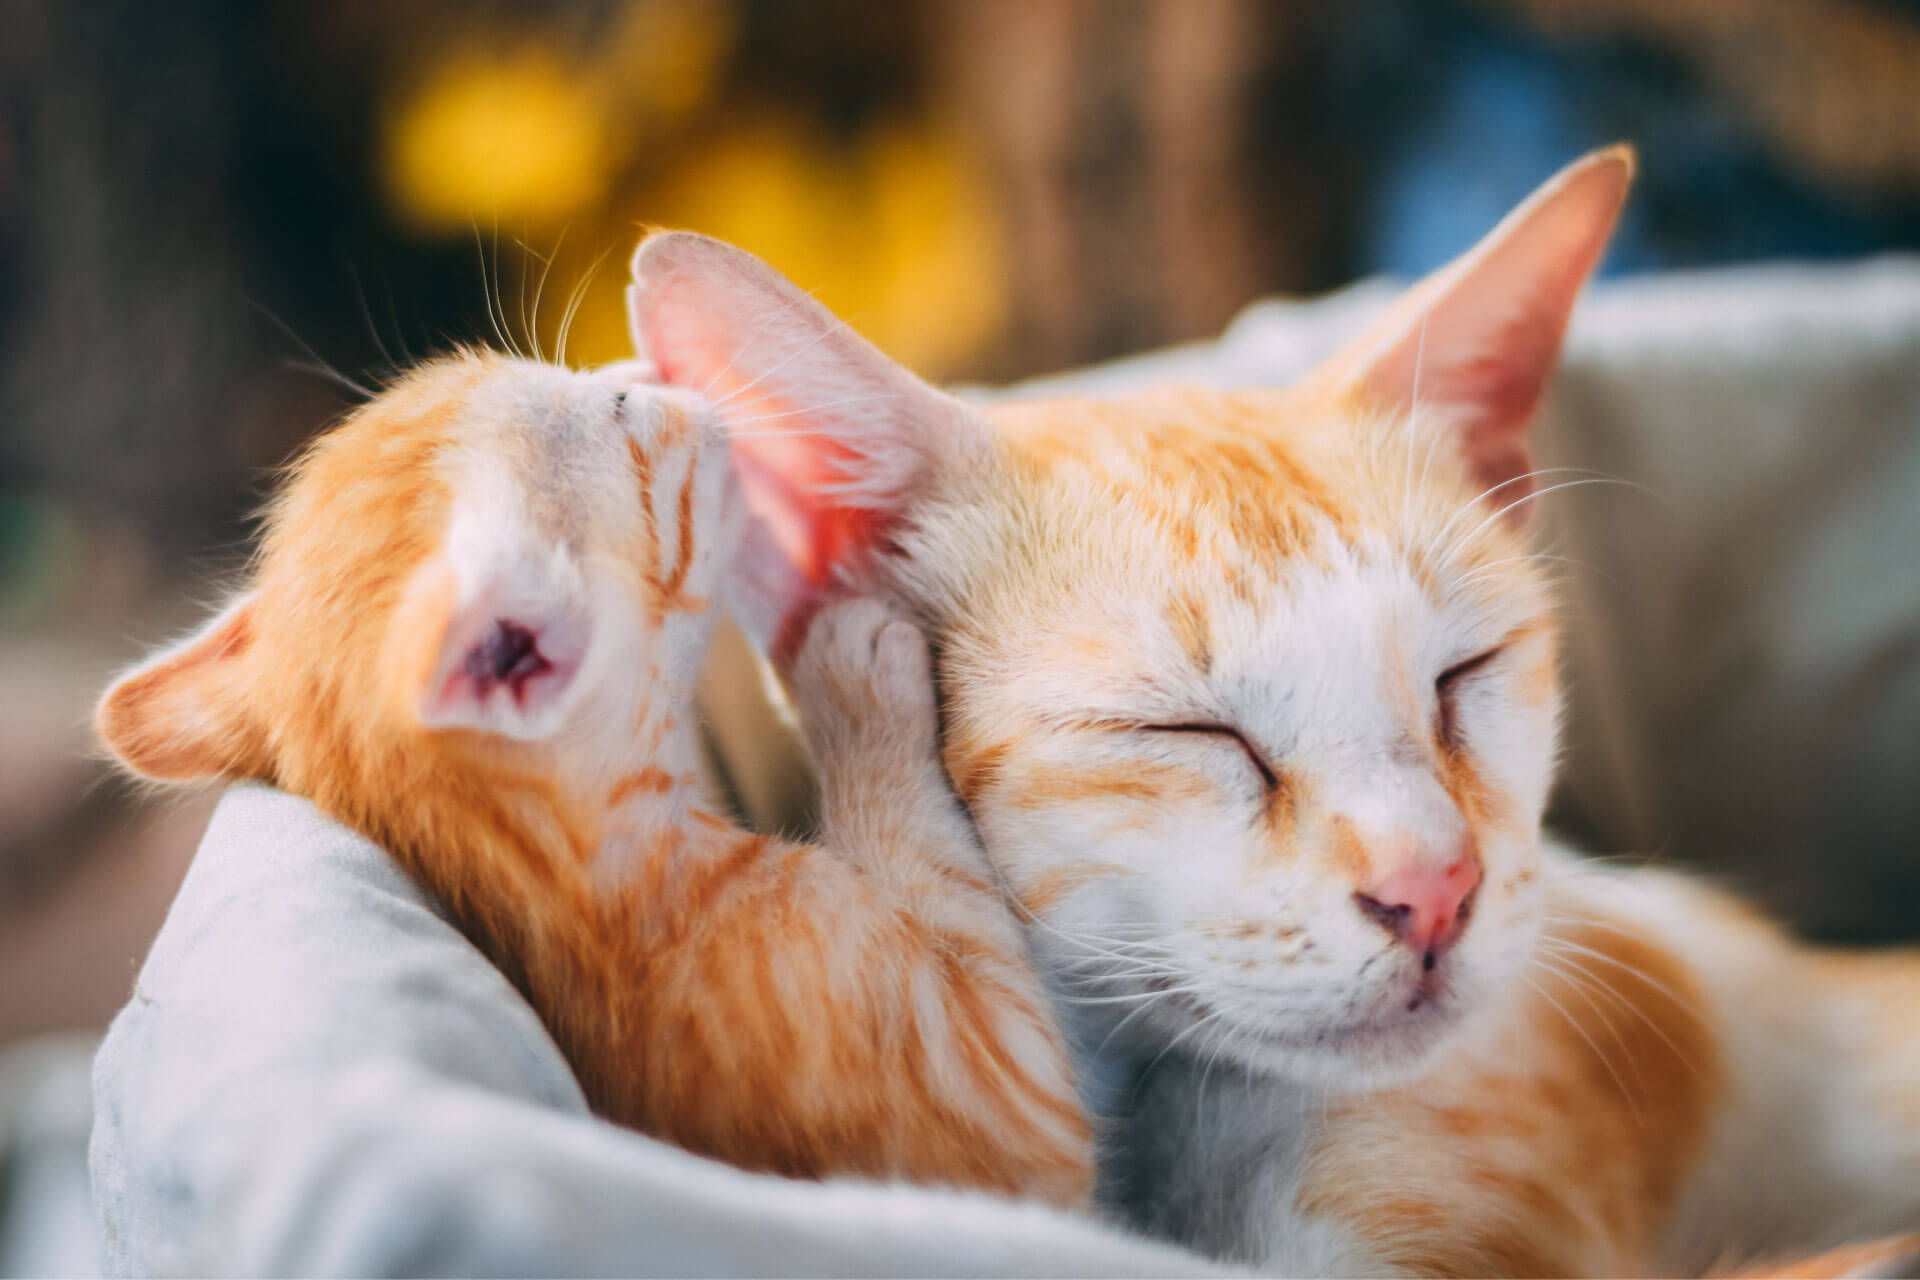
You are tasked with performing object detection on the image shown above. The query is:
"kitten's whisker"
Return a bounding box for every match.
[556,243,615,369]
[242,295,373,400]
[493,217,528,360]
[283,361,376,400]
[472,222,516,358]
[346,256,399,379]
[516,234,532,359]
[528,228,570,364]
[382,285,415,366]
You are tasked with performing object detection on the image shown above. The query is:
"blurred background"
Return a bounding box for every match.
[5,0,1920,1055]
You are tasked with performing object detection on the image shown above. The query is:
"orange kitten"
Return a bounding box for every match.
[628,151,1920,1275]
[95,354,1092,1205]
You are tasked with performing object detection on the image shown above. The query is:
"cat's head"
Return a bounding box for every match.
[96,353,738,809]
[631,149,1632,1087]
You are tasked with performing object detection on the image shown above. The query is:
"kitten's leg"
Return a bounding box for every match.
[786,598,1016,937]
[781,598,1093,1196]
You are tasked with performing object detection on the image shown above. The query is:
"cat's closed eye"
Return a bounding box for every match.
[1435,646,1503,746]
[1142,722,1279,790]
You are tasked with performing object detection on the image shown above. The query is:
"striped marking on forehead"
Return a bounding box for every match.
[991,388,1368,569]
[625,399,704,624]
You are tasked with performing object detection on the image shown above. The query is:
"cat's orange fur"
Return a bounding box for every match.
[628,149,1920,1276]
[95,354,1092,1205]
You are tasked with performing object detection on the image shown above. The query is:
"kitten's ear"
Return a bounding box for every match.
[96,594,265,783]
[389,552,593,742]
[629,232,987,655]
[1311,145,1634,516]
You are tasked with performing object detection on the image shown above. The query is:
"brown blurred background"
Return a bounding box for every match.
[5,0,1920,1049]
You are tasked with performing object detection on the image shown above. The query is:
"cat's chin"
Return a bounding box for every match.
[1199,993,1475,1092]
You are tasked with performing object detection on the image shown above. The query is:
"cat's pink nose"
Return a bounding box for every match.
[1353,856,1482,966]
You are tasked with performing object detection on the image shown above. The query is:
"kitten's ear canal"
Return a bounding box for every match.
[390,556,592,741]
[1313,145,1634,518]
[96,594,266,783]
[629,232,986,657]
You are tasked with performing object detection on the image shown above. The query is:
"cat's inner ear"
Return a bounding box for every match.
[392,549,593,743]
[628,232,985,655]
[95,593,263,782]
[1316,145,1634,518]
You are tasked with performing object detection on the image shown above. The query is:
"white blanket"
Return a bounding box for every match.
[88,784,1223,1277]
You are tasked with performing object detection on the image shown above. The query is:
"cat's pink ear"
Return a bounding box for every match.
[1313,146,1634,516]
[96,594,265,782]
[629,232,986,656]
[390,553,593,742]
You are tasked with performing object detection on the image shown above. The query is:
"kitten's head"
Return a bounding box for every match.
[97,353,737,808]
[633,148,1630,1087]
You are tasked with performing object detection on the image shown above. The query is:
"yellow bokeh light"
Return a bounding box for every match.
[381,45,608,234]
[554,116,1005,378]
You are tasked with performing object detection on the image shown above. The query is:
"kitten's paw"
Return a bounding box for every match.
[788,597,939,767]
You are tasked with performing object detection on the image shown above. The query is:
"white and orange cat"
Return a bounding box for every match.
[94,353,1093,1203]
[629,149,1920,1276]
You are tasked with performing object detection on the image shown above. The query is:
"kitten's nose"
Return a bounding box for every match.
[1353,856,1482,966]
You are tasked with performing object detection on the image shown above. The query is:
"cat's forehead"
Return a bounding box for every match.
[930,386,1546,699]
[979,386,1497,590]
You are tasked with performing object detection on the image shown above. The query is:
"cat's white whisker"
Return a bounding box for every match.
[1437,476,1641,567]
[1420,466,1598,565]
[1051,984,1214,1008]
[708,316,851,412]
[1535,933,1708,1024]
[693,282,832,400]
[1450,551,1600,594]
[1531,951,1646,1084]
[1401,311,1433,527]
[1533,942,1709,1083]
[1522,972,1642,1122]
[720,393,906,432]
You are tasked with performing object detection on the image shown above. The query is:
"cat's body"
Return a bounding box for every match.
[95,356,1092,1206]
[629,148,1920,1275]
